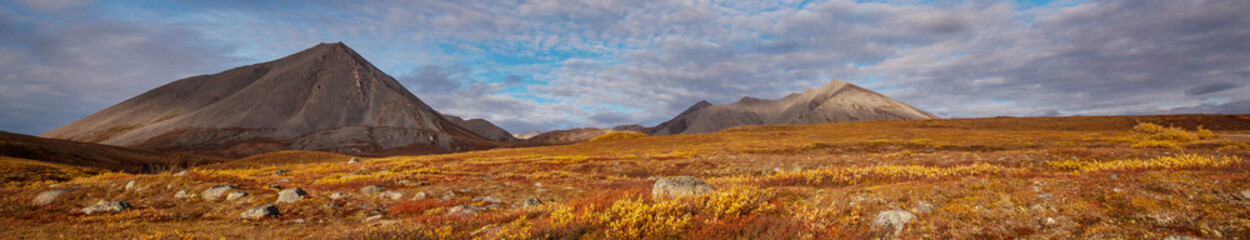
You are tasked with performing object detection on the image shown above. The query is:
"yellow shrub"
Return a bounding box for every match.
[1130,140,1181,149]
[771,162,1009,186]
[1131,122,1167,135]
[590,131,649,142]
[1047,154,1241,172]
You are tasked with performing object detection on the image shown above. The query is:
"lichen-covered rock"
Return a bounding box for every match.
[32,188,74,206]
[226,191,248,201]
[521,196,543,208]
[241,204,280,220]
[276,188,308,203]
[360,185,385,194]
[378,191,403,200]
[472,196,503,204]
[872,210,917,236]
[329,192,349,200]
[174,190,193,199]
[446,205,485,216]
[202,185,238,201]
[80,200,130,214]
[651,176,715,199]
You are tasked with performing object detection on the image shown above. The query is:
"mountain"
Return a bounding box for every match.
[513,128,613,147]
[442,114,517,142]
[40,42,497,157]
[648,79,938,135]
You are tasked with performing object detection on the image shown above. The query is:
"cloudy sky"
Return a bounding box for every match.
[1,0,1247,135]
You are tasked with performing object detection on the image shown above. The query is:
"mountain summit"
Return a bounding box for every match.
[648,79,938,135]
[40,42,496,157]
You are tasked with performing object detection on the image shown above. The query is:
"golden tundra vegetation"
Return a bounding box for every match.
[4,114,1250,239]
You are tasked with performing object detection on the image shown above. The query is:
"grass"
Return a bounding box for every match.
[1,114,1249,239]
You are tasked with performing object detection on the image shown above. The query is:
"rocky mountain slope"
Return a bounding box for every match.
[40,42,496,157]
[648,79,938,135]
[442,115,516,142]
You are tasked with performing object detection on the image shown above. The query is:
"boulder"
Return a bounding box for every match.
[241,204,280,220]
[329,192,349,200]
[348,158,361,164]
[276,188,308,203]
[446,205,485,216]
[379,191,403,200]
[360,185,386,194]
[521,196,543,208]
[226,191,248,201]
[80,200,130,214]
[872,210,917,236]
[202,185,238,201]
[651,176,715,199]
[32,188,74,206]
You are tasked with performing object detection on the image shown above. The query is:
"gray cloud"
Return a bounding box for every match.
[1186,82,1240,96]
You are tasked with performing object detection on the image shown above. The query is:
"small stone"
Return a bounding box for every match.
[534,182,542,187]
[279,178,290,182]
[202,185,238,201]
[322,203,341,209]
[329,192,349,200]
[442,191,457,200]
[378,191,403,200]
[348,158,361,164]
[173,170,189,176]
[273,169,290,176]
[446,205,484,216]
[915,201,934,214]
[32,188,74,206]
[521,196,543,208]
[226,191,248,201]
[397,179,426,187]
[174,190,193,198]
[360,185,386,194]
[410,191,430,200]
[276,188,308,203]
[362,215,383,223]
[1240,189,1250,199]
[292,218,307,224]
[651,176,715,199]
[241,204,280,220]
[124,180,138,191]
[872,210,917,236]
[80,200,130,214]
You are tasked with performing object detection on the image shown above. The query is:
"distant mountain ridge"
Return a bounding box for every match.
[642,79,938,135]
[442,114,517,142]
[40,42,497,157]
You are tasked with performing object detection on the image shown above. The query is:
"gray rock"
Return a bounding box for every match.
[241,204,280,220]
[329,192,349,200]
[1241,189,1250,199]
[397,179,426,187]
[322,203,341,209]
[174,190,193,198]
[446,205,485,216]
[472,196,503,204]
[651,176,715,199]
[872,210,917,236]
[410,191,430,200]
[292,218,307,224]
[124,180,138,191]
[379,191,403,200]
[915,201,934,214]
[521,196,543,208]
[272,169,290,176]
[362,215,383,223]
[202,185,238,201]
[360,185,386,194]
[32,188,74,206]
[173,170,189,176]
[442,191,457,200]
[80,200,130,214]
[348,158,361,164]
[226,191,249,201]
[276,188,308,203]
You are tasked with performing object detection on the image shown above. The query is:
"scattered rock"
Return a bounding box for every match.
[329,192,349,200]
[202,185,238,201]
[872,210,917,236]
[32,189,75,206]
[241,204,280,220]
[446,205,485,216]
[360,185,386,194]
[174,190,193,199]
[226,191,249,201]
[348,158,361,164]
[124,180,139,191]
[276,188,308,203]
[472,196,503,204]
[410,191,430,200]
[273,169,290,176]
[362,215,383,223]
[397,179,426,187]
[915,201,934,214]
[80,200,130,214]
[322,203,341,209]
[442,191,457,200]
[1241,189,1250,199]
[521,196,543,208]
[651,176,715,199]
[173,170,189,176]
[379,191,403,200]
[292,218,307,224]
